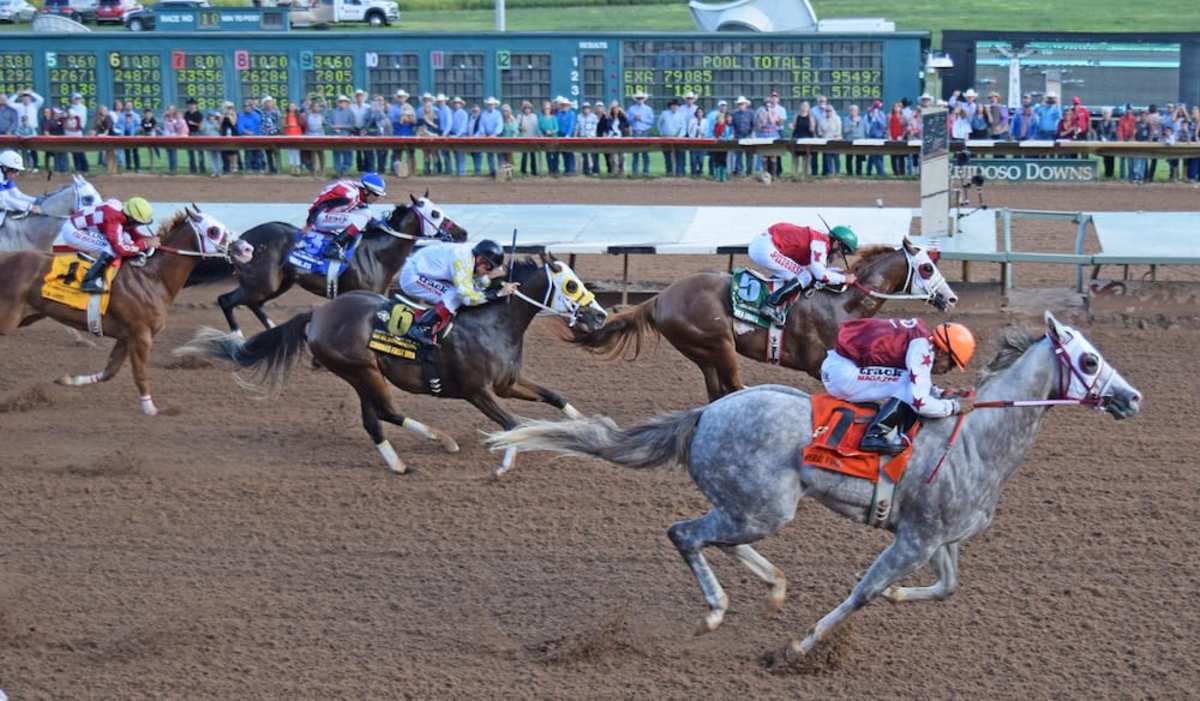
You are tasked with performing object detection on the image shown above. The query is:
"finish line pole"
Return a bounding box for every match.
[495,0,505,31]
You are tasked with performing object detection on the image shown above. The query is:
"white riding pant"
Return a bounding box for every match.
[311,211,357,235]
[57,221,113,258]
[747,232,813,287]
[820,350,913,405]
[399,263,467,313]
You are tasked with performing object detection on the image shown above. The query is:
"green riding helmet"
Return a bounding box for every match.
[829,225,858,254]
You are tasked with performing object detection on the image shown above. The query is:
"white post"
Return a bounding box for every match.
[920,107,950,237]
[495,0,505,31]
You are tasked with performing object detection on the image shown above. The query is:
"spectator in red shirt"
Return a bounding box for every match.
[888,101,906,176]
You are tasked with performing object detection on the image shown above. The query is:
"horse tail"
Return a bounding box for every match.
[485,408,701,471]
[174,312,311,394]
[569,297,658,359]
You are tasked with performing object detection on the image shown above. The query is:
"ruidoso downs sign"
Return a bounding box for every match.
[952,158,1099,183]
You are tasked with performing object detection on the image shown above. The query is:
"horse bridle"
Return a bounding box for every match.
[509,264,593,327]
[851,247,946,303]
[1047,332,1113,408]
[410,205,458,241]
[155,217,238,261]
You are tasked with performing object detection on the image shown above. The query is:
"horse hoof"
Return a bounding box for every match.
[881,586,903,604]
[55,375,72,386]
[140,400,159,417]
[438,435,460,453]
[768,582,787,613]
[696,607,726,635]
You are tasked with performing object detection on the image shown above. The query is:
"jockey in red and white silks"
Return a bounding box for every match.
[56,196,157,293]
[821,318,977,454]
[305,172,386,259]
[398,239,511,343]
[748,223,859,323]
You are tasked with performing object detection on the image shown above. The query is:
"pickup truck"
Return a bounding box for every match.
[286,0,398,28]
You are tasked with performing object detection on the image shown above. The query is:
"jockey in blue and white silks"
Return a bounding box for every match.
[0,150,39,215]
[398,239,513,344]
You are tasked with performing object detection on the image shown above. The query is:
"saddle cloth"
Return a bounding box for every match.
[802,393,921,484]
[730,268,786,329]
[42,253,116,314]
[286,230,362,278]
[369,299,445,395]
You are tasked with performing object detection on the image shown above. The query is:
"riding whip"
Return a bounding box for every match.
[506,227,518,305]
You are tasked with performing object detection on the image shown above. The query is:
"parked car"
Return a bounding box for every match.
[38,0,97,22]
[96,0,142,24]
[0,0,36,22]
[123,0,207,31]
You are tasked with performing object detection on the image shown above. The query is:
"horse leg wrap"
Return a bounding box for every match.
[562,403,584,420]
[495,446,517,477]
[62,372,103,386]
[402,418,435,441]
[139,394,158,417]
[376,440,406,474]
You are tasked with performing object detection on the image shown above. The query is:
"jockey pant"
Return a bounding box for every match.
[311,211,362,239]
[820,350,915,407]
[57,221,114,258]
[399,264,468,313]
[748,231,813,288]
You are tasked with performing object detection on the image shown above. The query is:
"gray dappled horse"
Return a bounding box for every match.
[488,312,1142,660]
[0,174,102,252]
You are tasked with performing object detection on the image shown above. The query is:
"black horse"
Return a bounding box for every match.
[177,255,608,476]
[216,194,467,335]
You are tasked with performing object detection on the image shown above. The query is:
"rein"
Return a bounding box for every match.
[850,249,942,302]
[509,265,580,325]
[155,217,236,260]
[925,334,1108,485]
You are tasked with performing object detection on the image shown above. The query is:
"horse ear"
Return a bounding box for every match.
[423,188,430,199]
[901,236,917,254]
[191,202,201,213]
[409,193,419,205]
[1044,311,1067,342]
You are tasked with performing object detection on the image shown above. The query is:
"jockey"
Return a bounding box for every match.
[305,172,387,260]
[59,197,157,294]
[399,239,515,344]
[0,150,40,215]
[748,222,858,324]
[821,318,977,454]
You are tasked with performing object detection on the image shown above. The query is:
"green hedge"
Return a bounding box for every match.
[395,0,679,10]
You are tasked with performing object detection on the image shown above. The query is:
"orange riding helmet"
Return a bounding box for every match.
[931,322,976,370]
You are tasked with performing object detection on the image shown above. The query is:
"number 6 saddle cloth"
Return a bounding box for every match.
[369,297,446,395]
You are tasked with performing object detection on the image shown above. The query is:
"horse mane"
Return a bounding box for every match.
[155,210,191,237]
[510,255,547,279]
[361,204,411,239]
[976,327,1042,385]
[850,245,899,273]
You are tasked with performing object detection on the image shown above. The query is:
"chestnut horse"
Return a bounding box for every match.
[572,238,957,400]
[0,207,252,415]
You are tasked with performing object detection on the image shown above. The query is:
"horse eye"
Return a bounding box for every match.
[564,280,579,294]
[432,212,441,220]
[1080,353,1100,374]
[208,227,221,239]
[919,263,934,279]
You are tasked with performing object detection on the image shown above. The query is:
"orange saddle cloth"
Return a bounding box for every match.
[802,394,921,484]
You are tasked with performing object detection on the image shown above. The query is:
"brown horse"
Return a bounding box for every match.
[0,207,252,415]
[572,238,957,400]
[177,255,608,476]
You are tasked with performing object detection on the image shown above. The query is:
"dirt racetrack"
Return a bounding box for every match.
[1,176,1198,699]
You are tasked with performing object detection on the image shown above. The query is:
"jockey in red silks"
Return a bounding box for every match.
[821,318,977,454]
[748,222,859,324]
[305,172,386,260]
[56,196,157,294]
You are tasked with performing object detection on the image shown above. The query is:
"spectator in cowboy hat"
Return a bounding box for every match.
[657,98,687,176]
[984,90,1010,140]
[730,96,754,176]
[389,89,417,176]
[704,99,728,176]
[574,100,599,175]
[626,89,653,176]
[329,94,355,176]
[555,95,577,175]
[475,96,503,177]
[448,96,469,176]
[435,93,452,174]
[1034,92,1062,140]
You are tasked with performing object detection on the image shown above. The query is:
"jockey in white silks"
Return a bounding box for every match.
[0,150,39,216]
[398,239,515,344]
[820,317,977,454]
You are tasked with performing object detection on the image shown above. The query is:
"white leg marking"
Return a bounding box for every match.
[402,418,435,440]
[266,319,277,329]
[140,395,158,416]
[232,329,245,341]
[58,372,102,387]
[494,446,517,477]
[376,440,406,474]
[701,592,730,633]
[562,403,584,420]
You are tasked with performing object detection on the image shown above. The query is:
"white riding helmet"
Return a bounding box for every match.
[0,150,25,171]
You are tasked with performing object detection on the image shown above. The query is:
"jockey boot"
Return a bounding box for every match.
[79,253,115,294]
[408,304,451,345]
[764,277,802,325]
[859,398,919,455]
[324,231,352,260]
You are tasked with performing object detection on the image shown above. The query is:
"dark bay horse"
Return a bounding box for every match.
[573,238,957,400]
[0,207,252,415]
[177,255,608,475]
[215,194,467,335]
[489,312,1142,658]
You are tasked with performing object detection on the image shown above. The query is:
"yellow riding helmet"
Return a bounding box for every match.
[123,197,154,225]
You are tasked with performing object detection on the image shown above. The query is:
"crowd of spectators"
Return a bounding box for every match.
[1,85,1197,183]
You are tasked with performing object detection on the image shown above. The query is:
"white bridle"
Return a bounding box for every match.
[859,245,952,303]
[509,263,605,328]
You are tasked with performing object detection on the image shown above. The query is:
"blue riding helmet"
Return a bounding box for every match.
[359,172,386,197]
